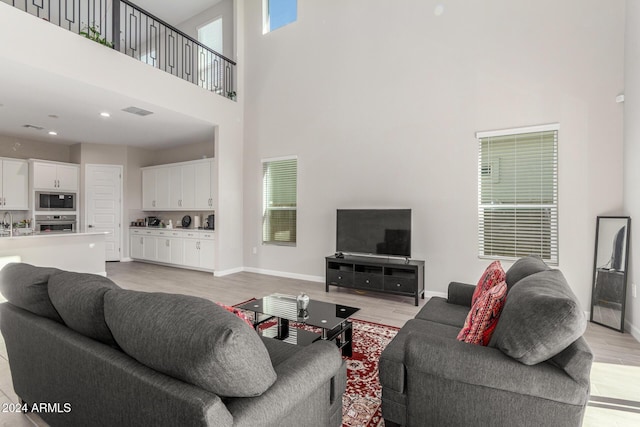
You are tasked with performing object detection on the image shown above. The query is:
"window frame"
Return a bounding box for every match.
[262,0,298,34]
[476,123,559,265]
[262,155,298,247]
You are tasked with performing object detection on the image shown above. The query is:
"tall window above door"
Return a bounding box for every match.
[263,0,297,34]
[477,124,559,264]
[262,157,297,246]
[198,17,223,54]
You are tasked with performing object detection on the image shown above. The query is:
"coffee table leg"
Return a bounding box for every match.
[277,318,289,340]
[343,321,353,357]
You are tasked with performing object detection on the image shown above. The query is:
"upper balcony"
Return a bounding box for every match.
[2,0,236,101]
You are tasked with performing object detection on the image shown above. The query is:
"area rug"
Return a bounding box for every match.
[340,319,399,427]
[234,300,399,427]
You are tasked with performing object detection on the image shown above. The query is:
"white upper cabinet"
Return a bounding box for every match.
[194,161,213,209]
[32,161,79,191]
[141,159,214,211]
[0,158,29,210]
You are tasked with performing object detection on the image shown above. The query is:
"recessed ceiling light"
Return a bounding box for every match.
[48,131,58,136]
[100,112,111,117]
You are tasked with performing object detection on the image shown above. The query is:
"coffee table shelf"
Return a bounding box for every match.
[237,294,359,357]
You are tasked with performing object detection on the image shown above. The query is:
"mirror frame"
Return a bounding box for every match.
[590,216,631,332]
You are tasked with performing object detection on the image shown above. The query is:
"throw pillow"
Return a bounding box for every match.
[0,263,63,322]
[216,302,254,328]
[471,260,505,306]
[104,290,277,397]
[48,271,120,346]
[489,269,587,365]
[457,280,508,346]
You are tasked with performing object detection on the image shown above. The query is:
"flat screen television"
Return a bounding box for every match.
[336,209,412,258]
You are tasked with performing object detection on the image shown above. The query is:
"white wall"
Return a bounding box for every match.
[624,0,640,339]
[0,136,71,162]
[0,2,245,274]
[243,0,625,309]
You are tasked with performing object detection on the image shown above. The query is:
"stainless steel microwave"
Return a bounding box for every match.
[35,192,76,211]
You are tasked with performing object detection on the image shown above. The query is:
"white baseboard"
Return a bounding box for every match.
[424,291,448,299]
[243,267,324,283]
[625,319,640,342]
[214,267,245,277]
[120,257,133,262]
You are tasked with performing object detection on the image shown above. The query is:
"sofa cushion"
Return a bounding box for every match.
[48,271,120,346]
[489,270,586,365]
[0,263,62,322]
[415,297,470,328]
[457,280,507,345]
[505,256,550,290]
[104,290,277,397]
[472,260,505,305]
[379,319,460,394]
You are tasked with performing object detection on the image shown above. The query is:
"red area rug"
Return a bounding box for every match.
[340,319,399,427]
[234,300,399,427]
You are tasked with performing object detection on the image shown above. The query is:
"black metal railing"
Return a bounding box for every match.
[2,0,237,100]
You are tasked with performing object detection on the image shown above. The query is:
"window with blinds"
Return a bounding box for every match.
[262,157,297,245]
[477,124,559,264]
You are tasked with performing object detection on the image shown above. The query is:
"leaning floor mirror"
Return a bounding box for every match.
[591,216,631,332]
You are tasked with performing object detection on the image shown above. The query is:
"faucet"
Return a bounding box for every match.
[3,212,13,237]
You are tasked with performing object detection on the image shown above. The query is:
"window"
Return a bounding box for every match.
[477,124,559,264]
[197,18,223,91]
[198,17,223,53]
[263,0,297,34]
[262,157,297,245]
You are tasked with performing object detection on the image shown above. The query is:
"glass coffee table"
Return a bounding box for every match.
[237,294,360,357]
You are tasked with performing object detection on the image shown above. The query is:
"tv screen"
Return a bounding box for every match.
[336,209,412,257]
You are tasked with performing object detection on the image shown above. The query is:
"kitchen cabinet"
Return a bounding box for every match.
[32,161,79,191]
[141,159,214,211]
[130,232,144,259]
[143,168,170,210]
[194,161,213,209]
[0,158,28,210]
[130,228,214,271]
[169,165,196,209]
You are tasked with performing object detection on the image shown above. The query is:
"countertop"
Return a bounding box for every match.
[0,232,109,240]
[130,227,214,232]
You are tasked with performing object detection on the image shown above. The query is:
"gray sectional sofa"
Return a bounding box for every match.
[379,256,593,427]
[0,263,346,427]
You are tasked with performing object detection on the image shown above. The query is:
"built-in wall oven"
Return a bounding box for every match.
[35,215,76,234]
[35,192,76,211]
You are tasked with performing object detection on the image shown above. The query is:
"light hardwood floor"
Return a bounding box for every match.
[1,261,639,426]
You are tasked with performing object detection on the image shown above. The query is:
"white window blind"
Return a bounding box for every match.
[477,125,558,264]
[262,157,297,245]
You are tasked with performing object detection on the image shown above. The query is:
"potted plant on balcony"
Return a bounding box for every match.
[80,24,114,48]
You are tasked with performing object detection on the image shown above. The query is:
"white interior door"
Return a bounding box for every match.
[85,164,123,261]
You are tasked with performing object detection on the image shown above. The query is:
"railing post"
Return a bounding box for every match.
[112,0,121,51]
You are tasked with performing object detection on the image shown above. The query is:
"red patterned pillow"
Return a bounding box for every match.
[472,260,505,306]
[457,280,508,346]
[216,302,254,328]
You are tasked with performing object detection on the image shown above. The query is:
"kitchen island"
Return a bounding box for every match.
[0,232,108,275]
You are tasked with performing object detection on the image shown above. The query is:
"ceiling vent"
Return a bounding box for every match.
[122,106,154,116]
[22,124,44,130]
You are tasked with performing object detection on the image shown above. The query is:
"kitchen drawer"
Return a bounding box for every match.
[354,272,383,290]
[199,232,215,240]
[384,276,416,294]
[327,269,353,287]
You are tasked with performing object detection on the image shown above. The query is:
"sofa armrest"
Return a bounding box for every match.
[404,332,589,406]
[447,281,475,307]
[226,340,344,426]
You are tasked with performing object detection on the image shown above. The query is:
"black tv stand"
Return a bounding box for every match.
[325,255,425,306]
